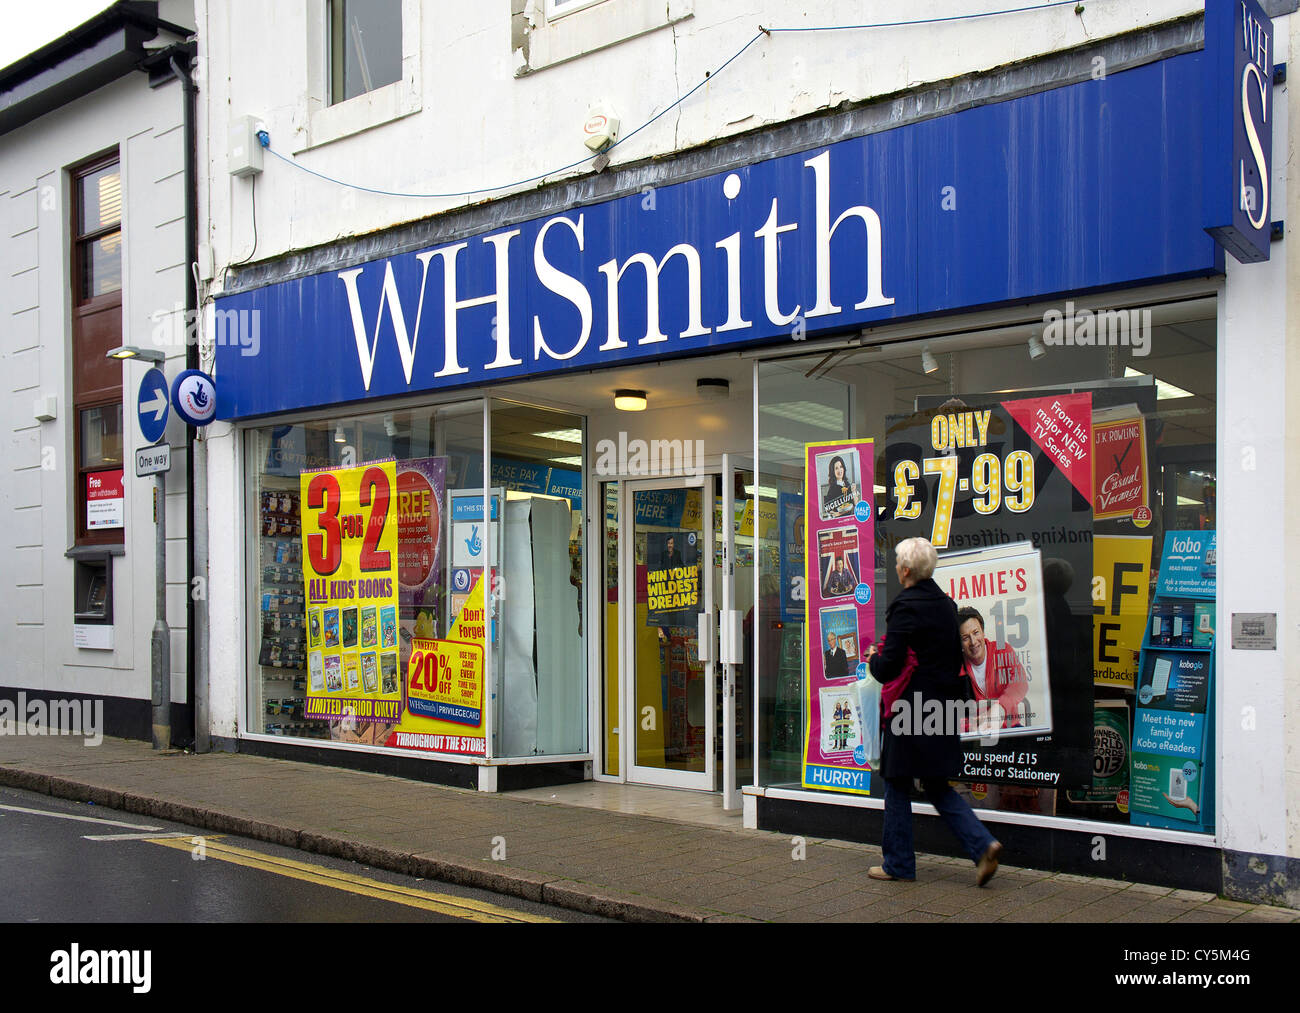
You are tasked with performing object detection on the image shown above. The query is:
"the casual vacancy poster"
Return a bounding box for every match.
[301,460,402,725]
[1092,534,1153,688]
[802,440,875,795]
[1093,405,1149,521]
[884,395,1095,790]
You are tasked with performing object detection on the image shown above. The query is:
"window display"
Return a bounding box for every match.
[246,401,485,747]
[245,398,588,760]
[755,298,1217,832]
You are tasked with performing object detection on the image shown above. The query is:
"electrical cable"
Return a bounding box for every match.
[222,172,259,284]
[256,1,1091,201]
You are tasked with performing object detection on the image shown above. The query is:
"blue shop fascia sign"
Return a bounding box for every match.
[215,21,1271,421]
[1203,0,1276,264]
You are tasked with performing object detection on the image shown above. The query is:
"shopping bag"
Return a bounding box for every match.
[856,673,883,769]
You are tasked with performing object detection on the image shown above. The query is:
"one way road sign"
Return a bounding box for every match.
[137,368,169,444]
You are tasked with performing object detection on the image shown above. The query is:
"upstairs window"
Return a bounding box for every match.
[74,159,122,301]
[330,0,403,104]
[545,0,609,18]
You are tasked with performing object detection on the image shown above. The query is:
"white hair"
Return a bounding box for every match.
[895,537,938,580]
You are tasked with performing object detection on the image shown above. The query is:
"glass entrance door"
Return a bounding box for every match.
[624,478,715,790]
[718,457,758,809]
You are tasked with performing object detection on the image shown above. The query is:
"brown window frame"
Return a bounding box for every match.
[71,151,125,547]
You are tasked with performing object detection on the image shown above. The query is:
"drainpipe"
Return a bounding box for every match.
[143,37,203,751]
[169,44,209,754]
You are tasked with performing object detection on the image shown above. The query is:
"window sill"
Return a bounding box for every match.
[514,0,694,76]
[66,544,125,558]
[298,78,423,153]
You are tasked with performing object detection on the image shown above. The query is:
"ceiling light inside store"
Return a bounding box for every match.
[614,389,647,411]
[383,413,398,437]
[743,484,779,499]
[758,435,809,461]
[334,424,346,443]
[535,429,584,444]
[759,401,846,431]
[921,350,939,374]
[1027,333,1047,359]
[1124,368,1194,400]
[552,456,583,467]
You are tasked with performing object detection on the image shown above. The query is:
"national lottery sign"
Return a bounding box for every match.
[300,459,403,725]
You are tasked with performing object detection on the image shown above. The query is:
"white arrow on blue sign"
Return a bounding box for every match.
[137,368,170,445]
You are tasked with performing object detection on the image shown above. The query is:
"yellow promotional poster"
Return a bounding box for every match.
[680,488,703,529]
[383,575,489,756]
[735,498,779,539]
[1092,534,1152,688]
[300,460,402,724]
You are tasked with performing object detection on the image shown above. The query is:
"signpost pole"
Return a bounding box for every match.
[152,470,170,750]
[122,359,175,752]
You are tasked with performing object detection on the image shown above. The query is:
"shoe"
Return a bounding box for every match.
[868,866,914,882]
[975,841,1002,887]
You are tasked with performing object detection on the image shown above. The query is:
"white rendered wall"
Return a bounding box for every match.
[196,0,1205,282]
[1287,11,1300,864]
[0,72,190,706]
[1219,14,1291,861]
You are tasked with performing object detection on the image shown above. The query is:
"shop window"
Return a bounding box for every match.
[71,153,124,546]
[245,400,485,745]
[330,0,403,104]
[755,298,1218,831]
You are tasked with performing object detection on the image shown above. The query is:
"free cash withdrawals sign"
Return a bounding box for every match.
[883,395,1095,790]
[802,440,875,795]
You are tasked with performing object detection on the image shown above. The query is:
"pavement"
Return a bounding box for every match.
[2,733,1298,924]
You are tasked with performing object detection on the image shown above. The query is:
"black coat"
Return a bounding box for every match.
[867,577,967,780]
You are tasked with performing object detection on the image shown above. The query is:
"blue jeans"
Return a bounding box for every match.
[881,777,996,880]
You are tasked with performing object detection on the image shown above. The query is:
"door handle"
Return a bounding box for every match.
[697,610,715,663]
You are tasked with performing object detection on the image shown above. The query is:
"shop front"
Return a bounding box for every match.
[209,6,1288,897]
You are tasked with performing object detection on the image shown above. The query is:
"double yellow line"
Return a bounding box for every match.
[145,836,560,923]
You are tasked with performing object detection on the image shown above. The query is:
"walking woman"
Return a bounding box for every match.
[863,537,1003,886]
